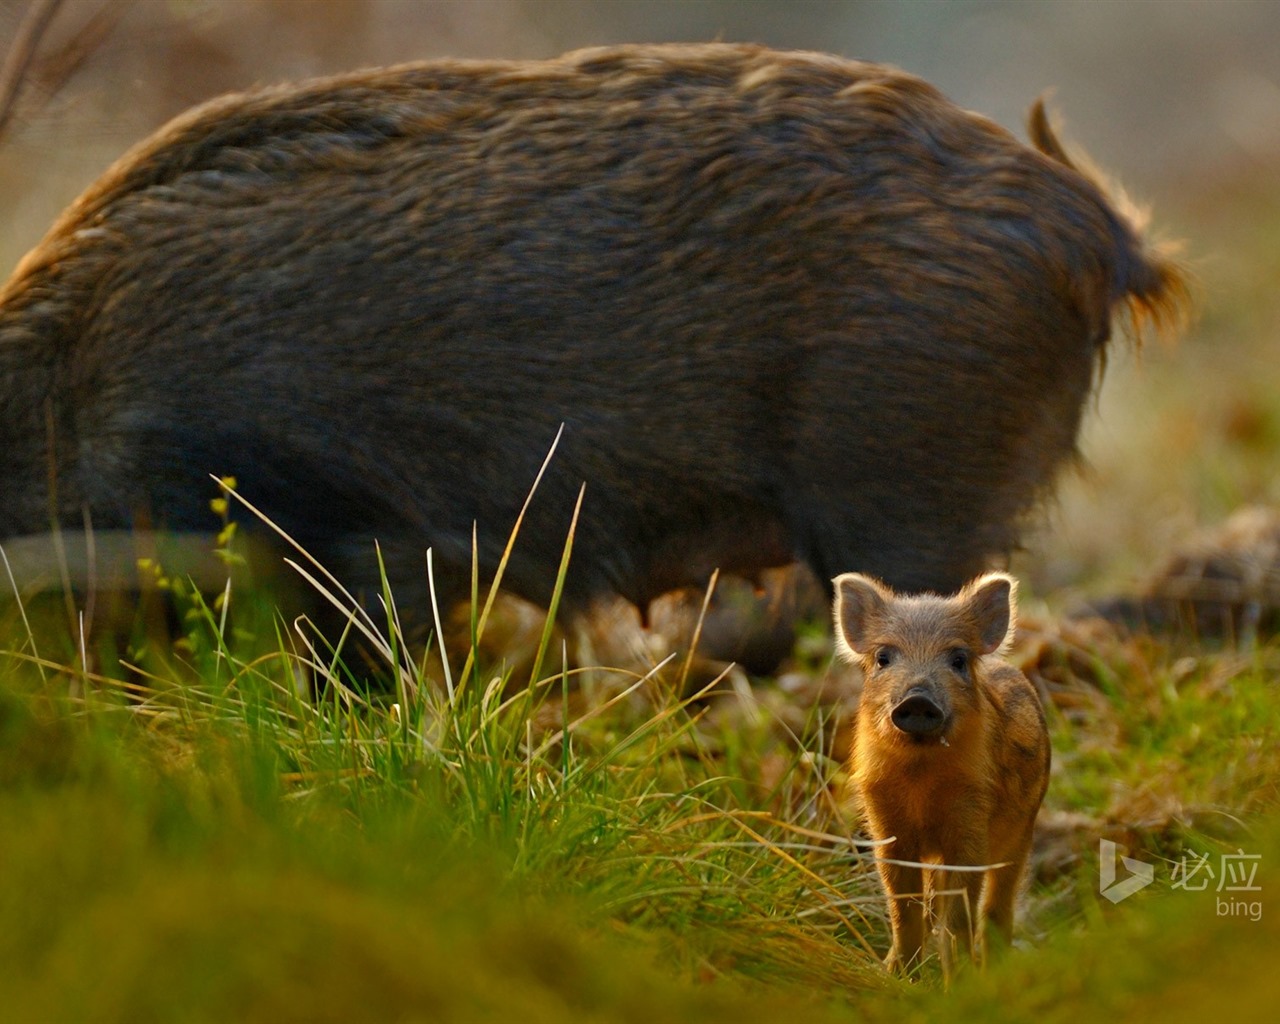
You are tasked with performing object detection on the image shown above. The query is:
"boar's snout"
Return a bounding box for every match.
[890,688,948,738]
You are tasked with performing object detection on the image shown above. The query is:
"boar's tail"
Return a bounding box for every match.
[1028,98,1192,347]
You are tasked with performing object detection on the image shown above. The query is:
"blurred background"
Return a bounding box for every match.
[1,0,1277,605]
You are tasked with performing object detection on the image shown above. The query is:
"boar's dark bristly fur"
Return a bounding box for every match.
[0,44,1186,623]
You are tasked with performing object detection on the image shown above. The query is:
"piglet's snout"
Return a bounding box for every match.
[890,688,947,738]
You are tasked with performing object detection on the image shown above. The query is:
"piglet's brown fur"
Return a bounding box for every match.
[834,572,1050,973]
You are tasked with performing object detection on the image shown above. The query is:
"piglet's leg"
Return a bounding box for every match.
[878,856,926,973]
[937,847,987,970]
[983,823,1036,948]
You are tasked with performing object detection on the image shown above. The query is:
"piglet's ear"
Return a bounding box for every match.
[964,573,1017,655]
[832,573,891,661]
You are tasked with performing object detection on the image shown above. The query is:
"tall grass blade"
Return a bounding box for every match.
[458,425,565,686]
[527,482,584,689]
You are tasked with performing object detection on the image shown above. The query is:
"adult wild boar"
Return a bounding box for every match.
[0,43,1185,631]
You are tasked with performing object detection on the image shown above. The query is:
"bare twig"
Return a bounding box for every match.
[25,0,122,104]
[0,0,65,142]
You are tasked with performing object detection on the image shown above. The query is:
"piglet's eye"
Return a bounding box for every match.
[949,649,969,674]
[875,648,894,669]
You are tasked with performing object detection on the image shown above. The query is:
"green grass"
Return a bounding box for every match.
[1,521,1278,1023]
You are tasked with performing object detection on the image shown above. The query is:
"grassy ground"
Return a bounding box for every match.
[2,162,1279,1024]
[1,499,1279,1023]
